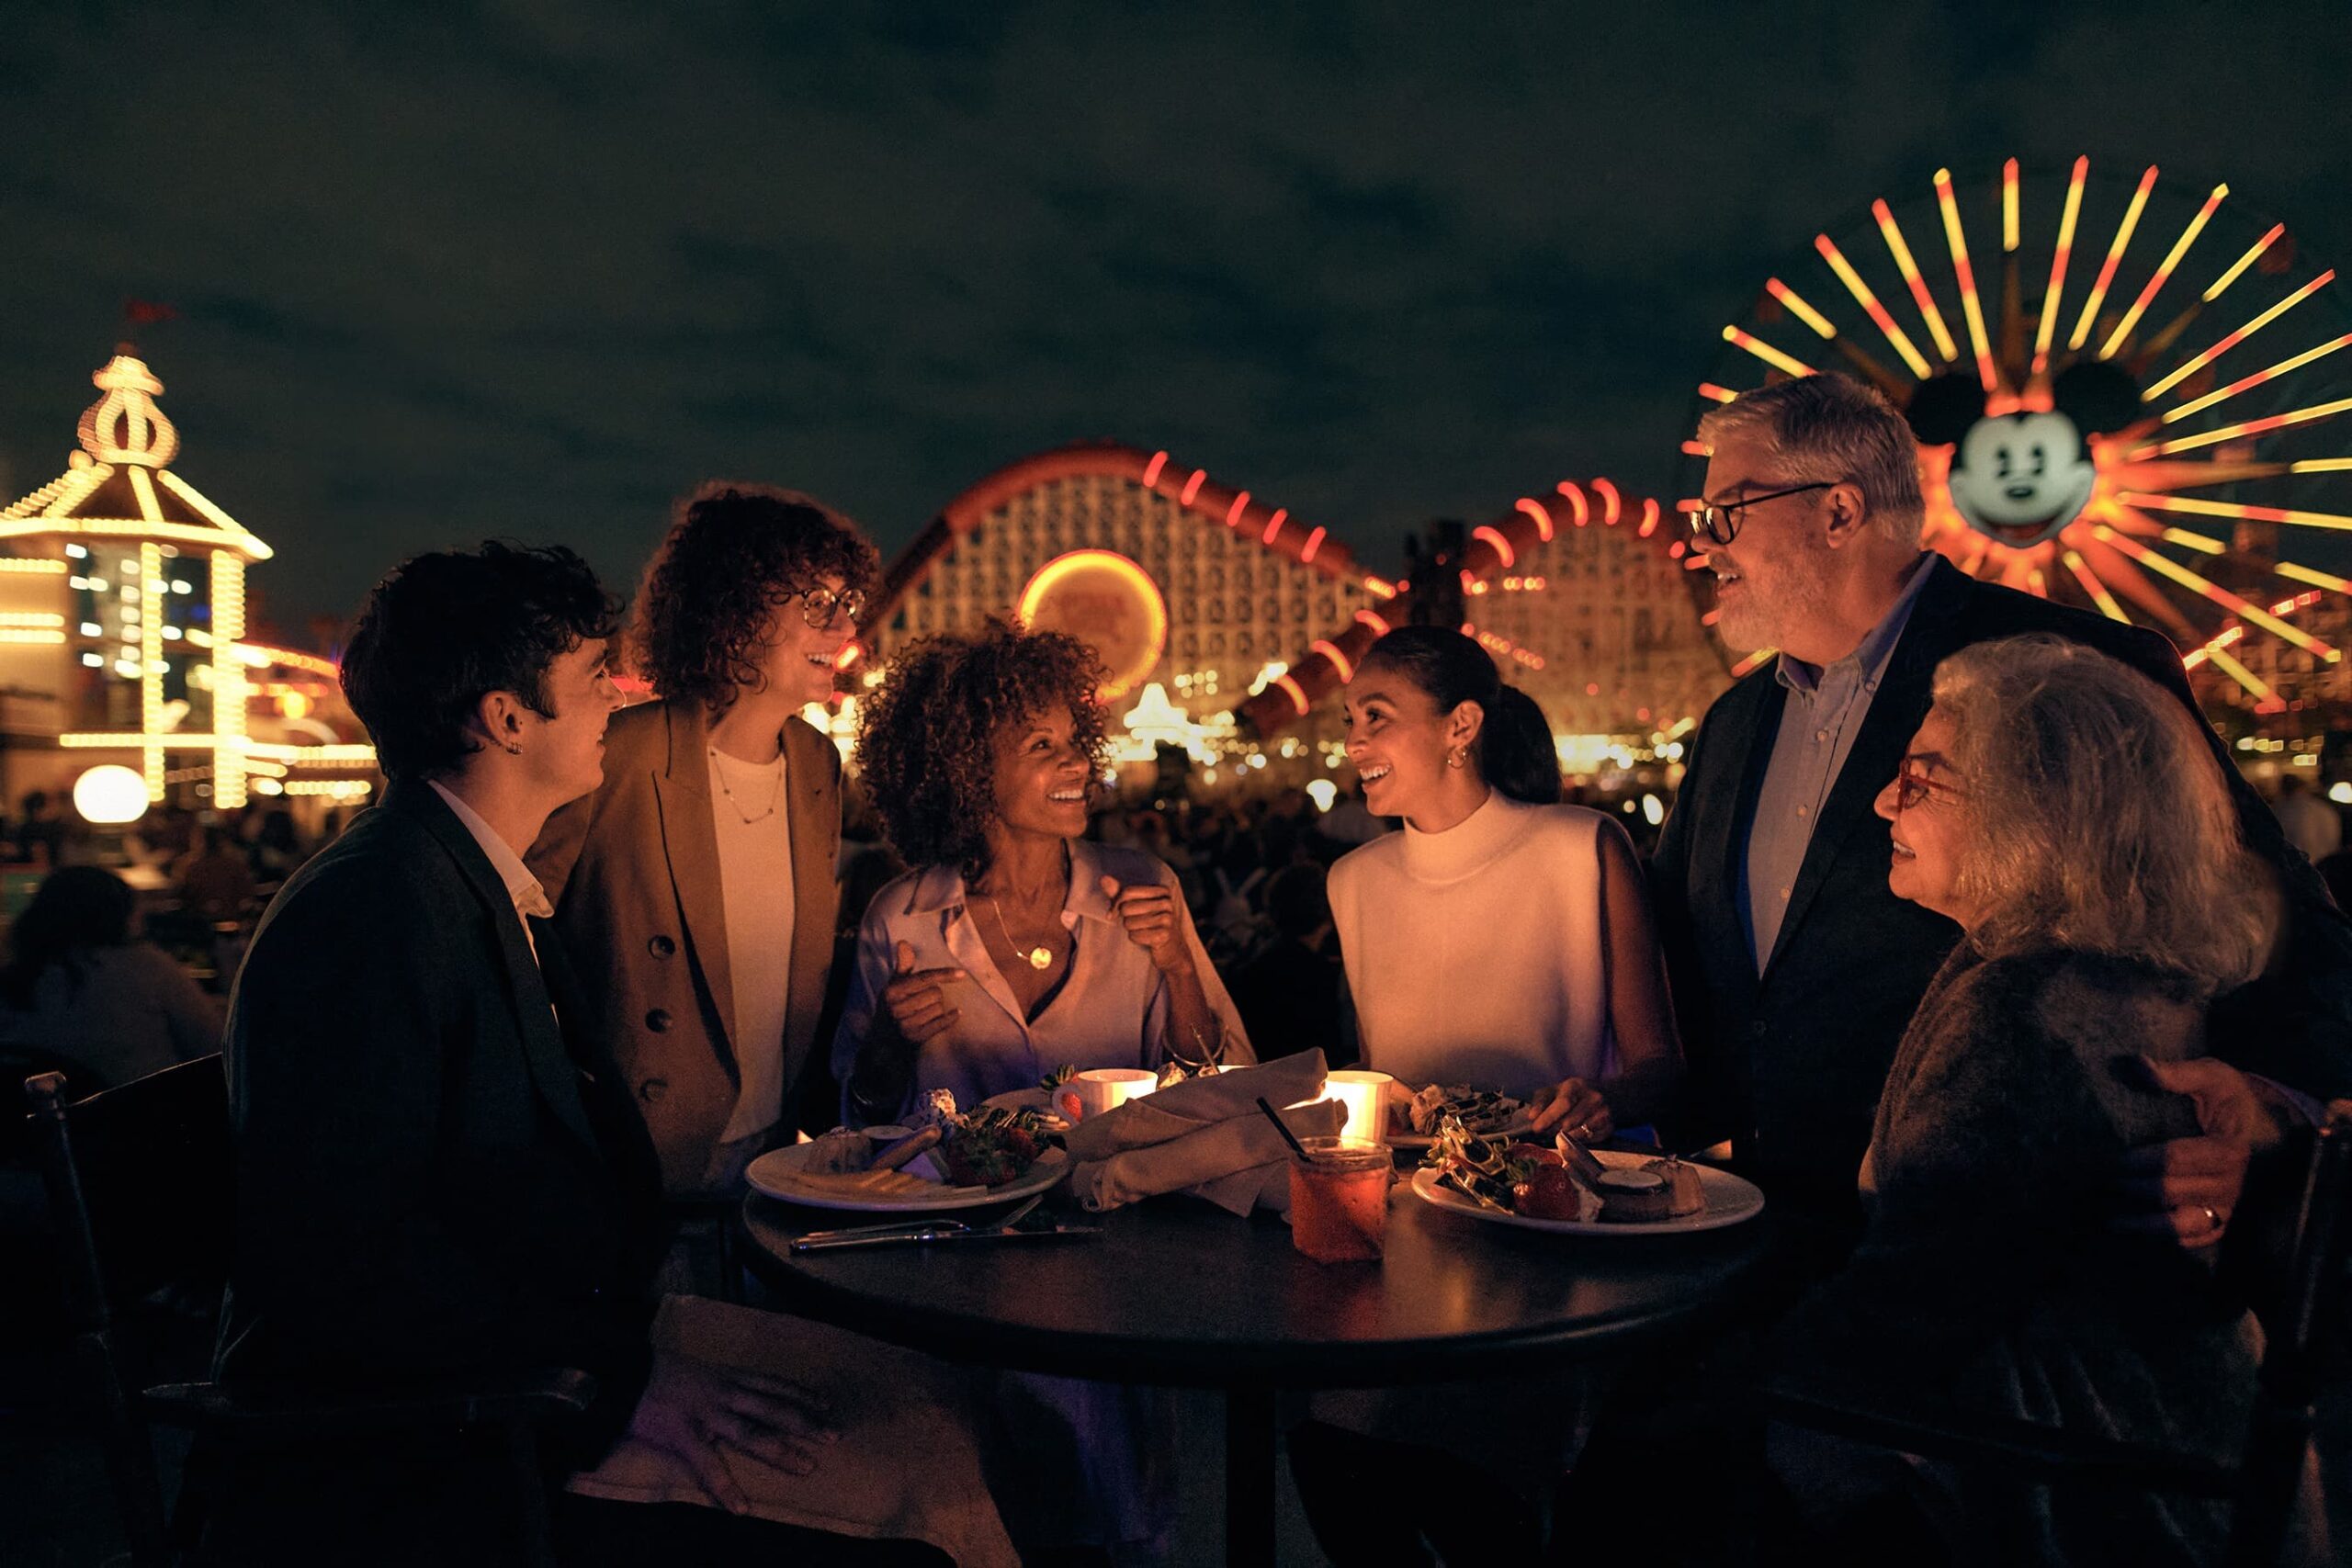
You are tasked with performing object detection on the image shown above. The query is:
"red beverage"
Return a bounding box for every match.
[1288,1138,1391,1262]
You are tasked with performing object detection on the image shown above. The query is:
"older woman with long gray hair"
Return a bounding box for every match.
[1764,633,2280,1565]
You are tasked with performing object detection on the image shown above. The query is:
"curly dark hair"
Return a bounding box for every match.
[342,542,619,782]
[633,482,880,711]
[854,617,1110,878]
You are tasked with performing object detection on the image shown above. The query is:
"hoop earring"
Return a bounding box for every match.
[503,741,523,756]
[1446,749,1465,770]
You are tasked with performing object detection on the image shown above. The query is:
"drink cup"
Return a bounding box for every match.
[1287,1137,1392,1263]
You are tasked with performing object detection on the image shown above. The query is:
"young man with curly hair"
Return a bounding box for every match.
[530,484,880,1225]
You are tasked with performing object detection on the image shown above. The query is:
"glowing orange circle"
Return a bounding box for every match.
[1016,549,1168,700]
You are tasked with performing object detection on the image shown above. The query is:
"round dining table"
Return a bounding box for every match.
[742,1176,1774,1566]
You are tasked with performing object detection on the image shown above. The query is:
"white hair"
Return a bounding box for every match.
[1932,635,2271,993]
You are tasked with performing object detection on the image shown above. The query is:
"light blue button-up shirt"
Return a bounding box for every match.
[1740,556,1938,970]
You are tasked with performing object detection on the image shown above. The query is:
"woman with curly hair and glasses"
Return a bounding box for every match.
[531,482,879,1225]
[832,615,1250,1127]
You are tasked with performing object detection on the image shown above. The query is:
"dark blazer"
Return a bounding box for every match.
[1651,554,2352,1216]
[528,700,844,1192]
[208,781,665,1559]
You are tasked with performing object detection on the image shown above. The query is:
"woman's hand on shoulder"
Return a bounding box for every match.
[1101,874,1193,975]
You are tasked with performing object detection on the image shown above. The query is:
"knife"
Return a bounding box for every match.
[790,1223,1102,1254]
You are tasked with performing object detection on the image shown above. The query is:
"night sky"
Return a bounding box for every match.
[5,2,2349,637]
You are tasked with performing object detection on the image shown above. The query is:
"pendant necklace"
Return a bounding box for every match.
[708,747,783,825]
[988,897,1056,971]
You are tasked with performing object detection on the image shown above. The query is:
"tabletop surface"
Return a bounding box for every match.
[741,1177,1776,1389]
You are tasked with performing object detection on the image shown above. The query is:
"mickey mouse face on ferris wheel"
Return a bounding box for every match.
[1946,412,2098,547]
[1905,359,2143,551]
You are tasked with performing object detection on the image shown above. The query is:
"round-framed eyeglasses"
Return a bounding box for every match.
[1685,480,1838,547]
[1891,760,1966,813]
[793,585,866,630]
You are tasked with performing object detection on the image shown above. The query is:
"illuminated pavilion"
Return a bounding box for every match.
[0,350,374,812]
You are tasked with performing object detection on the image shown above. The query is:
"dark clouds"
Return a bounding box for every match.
[3,1,2349,627]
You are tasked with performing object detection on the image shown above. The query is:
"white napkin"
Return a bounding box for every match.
[1061,1049,1341,1214]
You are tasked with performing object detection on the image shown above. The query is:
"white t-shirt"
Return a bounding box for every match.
[707,746,797,1144]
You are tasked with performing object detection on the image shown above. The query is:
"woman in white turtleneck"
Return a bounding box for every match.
[1297,627,1688,1565]
[1329,626,1681,1140]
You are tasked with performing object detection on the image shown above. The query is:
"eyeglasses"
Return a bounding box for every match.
[1891,760,1966,812]
[1685,481,1837,547]
[793,585,865,630]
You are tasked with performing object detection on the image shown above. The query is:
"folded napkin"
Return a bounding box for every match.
[566,1295,1019,1568]
[1062,1049,1344,1214]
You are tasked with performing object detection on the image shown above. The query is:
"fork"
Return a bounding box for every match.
[794,1191,1046,1247]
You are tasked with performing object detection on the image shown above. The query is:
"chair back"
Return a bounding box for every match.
[27,1055,231,1328]
[25,1055,230,1567]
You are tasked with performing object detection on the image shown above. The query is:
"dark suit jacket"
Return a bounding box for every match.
[1651,555,2352,1217]
[209,781,665,1557]
[528,700,844,1192]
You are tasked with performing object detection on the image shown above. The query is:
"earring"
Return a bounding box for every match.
[1446,749,1465,770]
[503,741,523,756]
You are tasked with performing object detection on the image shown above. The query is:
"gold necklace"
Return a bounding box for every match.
[707,747,783,825]
[986,896,1057,971]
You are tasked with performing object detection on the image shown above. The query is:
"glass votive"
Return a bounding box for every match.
[1322,1069,1395,1146]
[1287,1137,1392,1263]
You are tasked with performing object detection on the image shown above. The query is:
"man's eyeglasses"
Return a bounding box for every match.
[1891,760,1966,813]
[793,585,865,630]
[1685,481,1837,547]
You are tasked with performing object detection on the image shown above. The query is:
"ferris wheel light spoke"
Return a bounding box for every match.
[2069,165,2158,352]
[2145,270,2337,400]
[1934,169,1999,391]
[1872,199,1960,361]
[2083,535,2201,637]
[2205,223,2286,303]
[2202,645,2275,700]
[2136,393,2352,457]
[2158,527,2228,555]
[2034,156,2091,377]
[1765,279,1837,339]
[1697,381,1740,403]
[2060,547,2132,622]
[2291,458,2352,473]
[2160,332,2352,423]
[2093,525,2339,660]
[2099,184,2226,360]
[1729,649,1776,679]
[2120,491,2352,534]
[2278,561,2352,592]
[2002,159,2021,253]
[1815,234,1932,378]
[1723,325,1815,379]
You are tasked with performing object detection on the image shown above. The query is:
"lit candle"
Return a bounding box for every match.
[1322,1069,1394,1146]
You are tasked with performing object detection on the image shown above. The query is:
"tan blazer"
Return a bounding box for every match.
[529,699,842,1195]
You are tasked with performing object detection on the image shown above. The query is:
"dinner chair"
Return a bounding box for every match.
[1752,1098,2350,1568]
[25,1056,596,1568]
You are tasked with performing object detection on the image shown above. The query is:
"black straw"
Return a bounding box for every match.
[1256,1096,1315,1161]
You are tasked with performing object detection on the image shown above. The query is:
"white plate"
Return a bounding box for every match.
[1409,1147,1765,1235]
[747,1143,1069,1213]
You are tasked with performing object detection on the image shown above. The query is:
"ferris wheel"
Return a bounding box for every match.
[1685,157,2352,705]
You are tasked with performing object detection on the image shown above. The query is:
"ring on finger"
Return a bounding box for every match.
[2200,1204,2224,1230]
